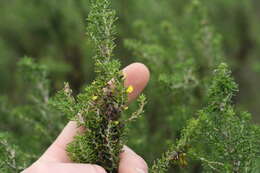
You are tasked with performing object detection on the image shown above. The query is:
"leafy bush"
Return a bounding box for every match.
[0,0,259,172]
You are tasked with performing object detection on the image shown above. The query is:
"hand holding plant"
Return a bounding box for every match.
[22,63,150,173]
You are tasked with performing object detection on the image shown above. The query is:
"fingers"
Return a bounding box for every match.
[23,163,106,173]
[119,146,148,173]
[40,63,150,163]
[123,63,150,102]
[39,121,82,162]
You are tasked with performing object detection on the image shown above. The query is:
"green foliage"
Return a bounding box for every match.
[0,57,65,164]
[50,0,146,172]
[0,0,260,173]
[152,63,260,172]
[124,1,226,168]
[0,133,28,173]
[18,57,50,102]
[252,61,260,73]
[190,64,260,172]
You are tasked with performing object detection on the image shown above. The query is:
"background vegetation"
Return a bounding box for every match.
[0,0,259,172]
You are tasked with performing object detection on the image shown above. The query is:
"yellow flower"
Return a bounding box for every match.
[126,85,134,94]
[92,96,98,101]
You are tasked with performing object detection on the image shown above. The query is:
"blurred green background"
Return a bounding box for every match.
[0,0,259,172]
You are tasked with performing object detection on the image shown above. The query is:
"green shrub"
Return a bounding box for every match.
[0,0,259,173]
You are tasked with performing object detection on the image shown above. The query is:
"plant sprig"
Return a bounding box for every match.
[151,63,260,172]
[51,1,146,172]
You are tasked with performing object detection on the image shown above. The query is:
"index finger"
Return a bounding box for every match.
[39,63,150,163]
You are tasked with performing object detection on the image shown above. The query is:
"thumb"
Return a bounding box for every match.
[119,146,148,173]
[22,163,106,173]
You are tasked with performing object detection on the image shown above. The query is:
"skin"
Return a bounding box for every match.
[22,63,150,173]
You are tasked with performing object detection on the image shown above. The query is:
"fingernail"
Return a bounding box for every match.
[135,168,146,173]
[123,146,136,155]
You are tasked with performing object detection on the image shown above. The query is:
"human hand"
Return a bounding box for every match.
[22,63,150,173]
